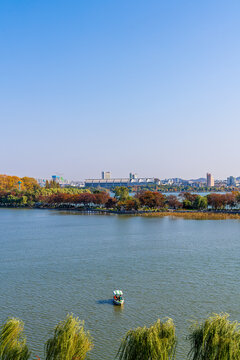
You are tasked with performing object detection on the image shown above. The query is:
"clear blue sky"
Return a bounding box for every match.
[1,0,239,180]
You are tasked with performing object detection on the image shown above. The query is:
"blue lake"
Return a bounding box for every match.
[0,208,240,359]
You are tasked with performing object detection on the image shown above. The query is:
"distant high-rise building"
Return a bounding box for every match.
[227,176,236,186]
[206,173,214,187]
[129,173,138,180]
[101,171,111,180]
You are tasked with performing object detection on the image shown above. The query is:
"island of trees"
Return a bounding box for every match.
[1,174,240,218]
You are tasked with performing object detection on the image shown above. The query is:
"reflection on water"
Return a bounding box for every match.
[113,305,124,314]
[0,209,240,359]
[97,299,113,305]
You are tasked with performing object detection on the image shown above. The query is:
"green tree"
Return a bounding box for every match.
[117,318,176,360]
[45,314,93,360]
[183,199,192,209]
[114,187,129,201]
[188,313,240,360]
[193,196,208,210]
[19,196,28,206]
[6,195,20,206]
[0,318,30,360]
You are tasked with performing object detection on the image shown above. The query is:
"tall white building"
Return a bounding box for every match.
[206,173,214,187]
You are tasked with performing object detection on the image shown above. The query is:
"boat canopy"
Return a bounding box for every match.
[113,290,123,295]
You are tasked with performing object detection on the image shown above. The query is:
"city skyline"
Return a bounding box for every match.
[36,171,239,183]
[1,1,240,179]
[3,169,240,183]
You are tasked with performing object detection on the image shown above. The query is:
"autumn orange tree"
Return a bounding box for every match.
[166,195,182,209]
[105,197,118,209]
[207,193,227,210]
[0,175,39,191]
[38,191,110,208]
[136,191,166,208]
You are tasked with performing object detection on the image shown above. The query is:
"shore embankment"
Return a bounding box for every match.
[1,205,240,219]
[44,206,240,219]
[140,210,240,220]
[2,206,240,220]
[80,209,240,219]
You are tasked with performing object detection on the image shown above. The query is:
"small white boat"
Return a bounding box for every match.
[113,290,124,305]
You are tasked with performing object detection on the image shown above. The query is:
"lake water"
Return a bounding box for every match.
[0,209,240,359]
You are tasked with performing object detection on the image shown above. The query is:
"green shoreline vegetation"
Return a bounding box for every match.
[1,174,240,219]
[1,313,240,360]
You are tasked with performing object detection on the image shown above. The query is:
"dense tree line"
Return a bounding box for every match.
[1,177,240,211]
[0,313,239,359]
[0,190,110,208]
[3,174,235,195]
[113,189,240,211]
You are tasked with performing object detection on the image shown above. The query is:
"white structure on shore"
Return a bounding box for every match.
[85,172,160,188]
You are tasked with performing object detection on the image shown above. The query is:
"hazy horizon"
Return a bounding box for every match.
[1,1,240,180]
[1,171,237,182]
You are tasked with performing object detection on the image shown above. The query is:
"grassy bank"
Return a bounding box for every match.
[140,211,240,220]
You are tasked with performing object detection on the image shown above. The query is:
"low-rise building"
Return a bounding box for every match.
[85,174,160,188]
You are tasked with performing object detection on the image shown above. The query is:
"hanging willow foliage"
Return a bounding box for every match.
[117,318,176,360]
[188,313,240,360]
[45,314,93,360]
[0,318,30,360]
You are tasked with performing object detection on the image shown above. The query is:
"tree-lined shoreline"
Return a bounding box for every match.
[1,175,240,219]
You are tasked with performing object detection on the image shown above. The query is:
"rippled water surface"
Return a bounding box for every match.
[1,209,240,359]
